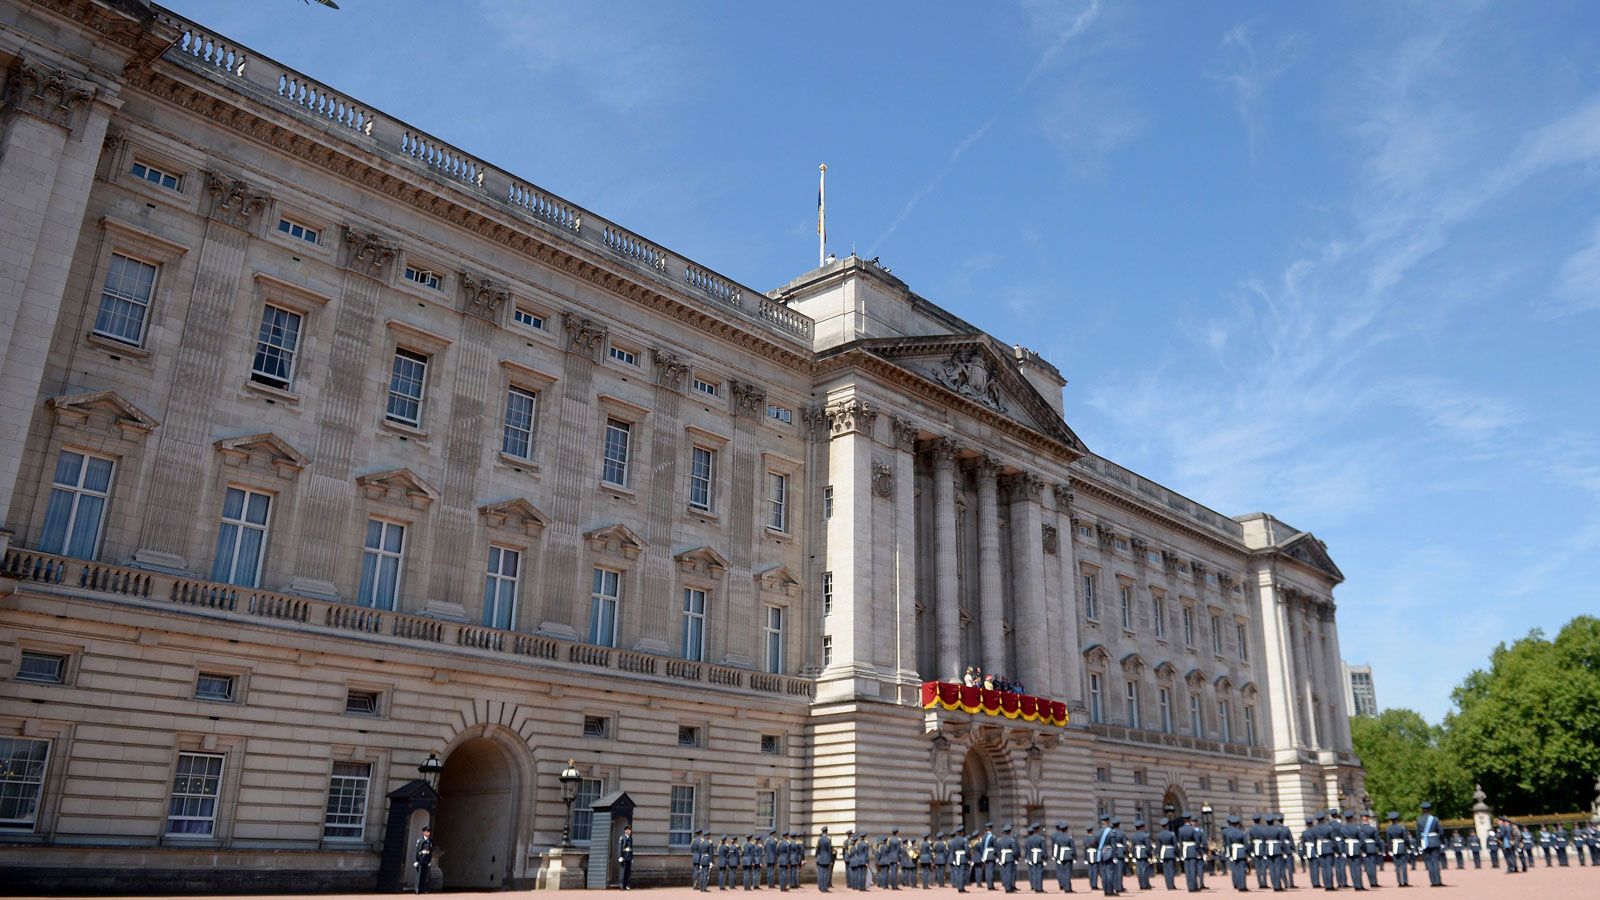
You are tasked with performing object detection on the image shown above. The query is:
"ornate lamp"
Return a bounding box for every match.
[417,752,443,789]
[559,758,582,847]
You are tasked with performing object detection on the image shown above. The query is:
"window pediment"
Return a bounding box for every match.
[1119,652,1145,673]
[1240,681,1258,697]
[1213,675,1233,691]
[47,391,159,437]
[479,497,550,536]
[585,523,645,559]
[1153,660,1178,680]
[1082,643,1110,665]
[1184,668,1207,687]
[355,467,439,508]
[675,546,729,579]
[213,432,307,477]
[755,564,801,597]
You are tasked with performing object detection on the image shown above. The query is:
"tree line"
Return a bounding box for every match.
[1351,615,1600,818]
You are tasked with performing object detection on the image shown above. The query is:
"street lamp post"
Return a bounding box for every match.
[559,759,582,848]
[1201,803,1214,873]
[418,752,443,789]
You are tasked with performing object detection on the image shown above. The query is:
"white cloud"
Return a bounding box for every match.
[1037,77,1146,178]
[1209,23,1305,158]
[1549,219,1600,316]
[1020,0,1103,86]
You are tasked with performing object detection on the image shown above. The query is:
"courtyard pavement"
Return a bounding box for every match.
[13,862,1600,900]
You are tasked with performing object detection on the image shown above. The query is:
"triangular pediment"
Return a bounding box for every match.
[1119,651,1146,671]
[755,564,802,596]
[1184,667,1207,685]
[355,467,439,508]
[479,497,550,535]
[585,523,645,558]
[1279,532,1345,584]
[675,545,730,578]
[214,433,307,473]
[1154,660,1178,679]
[851,335,1087,452]
[47,390,159,436]
[1082,643,1110,663]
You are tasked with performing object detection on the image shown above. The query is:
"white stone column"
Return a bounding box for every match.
[1005,472,1048,694]
[931,438,962,682]
[1318,606,1351,752]
[890,417,921,688]
[1052,484,1085,709]
[816,399,878,700]
[973,455,1007,676]
[1258,578,1303,752]
[1293,599,1322,749]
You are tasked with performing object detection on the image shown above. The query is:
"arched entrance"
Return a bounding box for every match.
[434,737,518,890]
[959,745,1012,834]
[1161,784,1189,824]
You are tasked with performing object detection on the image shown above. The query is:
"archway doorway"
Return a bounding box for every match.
[434,737,517,890]
[1161,785,1188,825]
[959,746,1010,834]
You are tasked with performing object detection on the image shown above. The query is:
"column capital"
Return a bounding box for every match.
[1052,482,1075,510]
[927,437,961,467]
[731,379,769,418]
[204,171,270,231]
[964,452,1002,480]
[561,311,609,358]
[826,398,878,437]
[889,415,919,450]
[461,271,511,323]
[341,225,400,279]
[1003,471,1044,503]
[650,347,690,390]
[4,58,96,135]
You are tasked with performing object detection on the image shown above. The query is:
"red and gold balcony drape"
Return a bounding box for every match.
[920,681,1069,727]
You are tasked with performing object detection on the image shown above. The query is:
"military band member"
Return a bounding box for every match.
[1416,802,1445,886]
[1155,817,1178,891]
[953,828,972,893]
[1053,823,1076,893]
[934,832,952,887]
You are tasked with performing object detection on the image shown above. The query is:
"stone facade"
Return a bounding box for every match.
[0,1,1362,892]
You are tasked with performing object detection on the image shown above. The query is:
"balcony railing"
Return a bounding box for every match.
[155,12,814,346]
[2,548,814,702]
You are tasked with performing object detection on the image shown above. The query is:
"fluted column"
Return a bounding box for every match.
[1292,599,1321,748]
[1322,606,1353,752]
[1051,484,1085,708]
[931,438,962,682]
[1260,579,1303,752]
[1006,471,1048,693]
[890,417,921,687]
[973,455,1006,676]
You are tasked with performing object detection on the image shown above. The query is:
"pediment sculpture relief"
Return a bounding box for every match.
[933,348,1007,412]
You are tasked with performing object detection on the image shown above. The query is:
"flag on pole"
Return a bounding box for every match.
[818,164,827,267]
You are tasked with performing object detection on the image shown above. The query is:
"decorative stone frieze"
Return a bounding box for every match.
[729,379,768,418]
[824,398,877,437]
[932,347,1006,412]
[562,312,608,357]
[46,391,158,437]
[204,172,269,230]
[651,348,689,390]
[4,58,96,133]
[460,271,510,322]
[1041,523,1059,555]
[341,226,399,278]
[214,433,306,477]
[871,463,894,499]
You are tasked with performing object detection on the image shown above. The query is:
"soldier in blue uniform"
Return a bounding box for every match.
[1218,815,1246,891]
[1299,817,1318,889]
[412,825,434,895]
[1384,813,1410,886]
[1556,824,1571,867]
[952,828,972,893]
[814,828,834,893]
[1084,820,1101,893]
[934,832,951,887]
[1109,818,1128,896]
[1129,820,1152,890]
[997,824,1020,893]
[847,831,867,891]
[1088,816,1112,895]
[916,833,933,888]
[1155,817,1178,890]
[1497,817,1520,875]
[741,835,760,891]
[1267,814,1289,892]
[1024,824,1047,892]
[1416,802,1444,886]
[1448,830,1463,870]
[1053,822,1076,893]
[979,822,998,890]
[1179,812,1205,893]
[1358,811,1380,887]
[1488,822,1501,869]
[1466,830,1481,869]
[686,829,706,892]
[1246,814,1267,890]
[1343,810,1368,891]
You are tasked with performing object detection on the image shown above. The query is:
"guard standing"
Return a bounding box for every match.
[1053,823,1076,893]
[619,825,637,891]
[1467,830,1481,868]
[1249,814,1268,890]
[1498,818,1520,875]
[721,836,737,891]
[980,823,999,890]
[1555,824,1571,867]
[1341,811,1366,891]
[1221,815,1248,892]
[1301,818,1319,889]
[1025,824,1047,892]
[413,825,435,895]
[1359,812,1380,887]
[744,834,761,891]
[1416,802,1445,887]
[953,828,972,894]
[934,832,951,887]
[846,831,865,891]
[1450,830,1465,870]
[1385,813,1410,886]
[1155,817,1178,890]
[1108,818,1127,897]
[997,824,1020,893]
[1130,820,1152,890]
[817,827,836,893]
[1085,819,1101,893]
[920,834,936,888]
[1178,812,1204,893]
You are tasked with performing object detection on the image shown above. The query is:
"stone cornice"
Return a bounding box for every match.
[1071,476,1248,560]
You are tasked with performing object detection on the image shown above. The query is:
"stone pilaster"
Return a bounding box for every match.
[889,416,920,691]
[930,438,962,683]
[1321,606,1353,752]
[1258,576,1303,756]
[635,349,688,655]
[133,173,270,570]
[1050,483,1085,710]
[971,454,1006,676]
[1005,471,1047,694]
[816,398,878,700]
[721,379,768,668]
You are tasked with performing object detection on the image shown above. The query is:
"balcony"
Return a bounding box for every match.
[921,681,1070,727]
[2,548,814,702]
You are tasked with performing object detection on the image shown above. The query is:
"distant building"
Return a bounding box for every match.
[1344,662,1378,717]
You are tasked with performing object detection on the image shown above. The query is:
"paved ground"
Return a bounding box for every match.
[13,862,1600,900]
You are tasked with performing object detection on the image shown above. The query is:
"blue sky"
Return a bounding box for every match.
[172,0,1600,724]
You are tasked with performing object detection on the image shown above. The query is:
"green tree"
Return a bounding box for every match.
[1443,616,1600,815]
[1351,708,1471,818]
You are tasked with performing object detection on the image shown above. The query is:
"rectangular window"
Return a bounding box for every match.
[512,306,545,330]
[767,472,789,532]
[1189,694,1203,737]
[1120,585,1134,630]
[668,785,696,846]
[1132,769,1146,786]
[1198,775,1210,792]
[822,572,833,616]
[276,217,319,244]
[688,447,715,511]
[250,304,302,389]
[1182,607,1195,647]
[822,635,832,666]
[681,588,706,661]
[40,451,114,560]
[385,349,429,427]
[345,689,381,716]
[571,777,603,843]
[1114,538,1129,552]
[0,738,51,830]
[1081,573,1098,620]
[1210,614,1223,655]
[501,387,538,459]
[822,485,834,519]
[166,752,224,836]
[131,160,182,191]
[766,404,793,424]
[1158,687,1173,733]
[322,761,370,841]
[483,545,520,630]
[760,735,782,755]
[1094,766,1108,783]
[691,376,718,397]
[601,418,631,486]
[677,725,701,747]
[357,519,406,610]
[1152,595,1167,639]
[756,789,777,831]
[608,344,638,366]
[1088,673,1104,724]
[211,487,271,588]
[195,673,236,702]
[1236,623,1249,661]
[1125,679,1140,729]
[402,265,441,290]
[16,651,66,684]
[589,568,620,647]
[763,604,785,674]
[1243,706,1257,746]
[93,252,157,346]
[1219,699,1232,743]
[582,716,611,739]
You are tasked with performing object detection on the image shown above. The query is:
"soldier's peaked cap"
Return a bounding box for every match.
[1387,812,1400,820]
[1135,820,1147,829]
[1420,802,1433,810]
[985,822,994,829]
[1226,815,1240,824]
[1101,814,1112,821]
[1252,813,1262,821]
[1002,825,1012,832]
[1056,822,1068,830]
[1111,818,1121,826]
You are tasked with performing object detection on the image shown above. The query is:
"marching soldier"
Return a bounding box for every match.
[1084,820,1101,893]
[816,827,836,893]
[1129,820,1153,890]
[847,831,867,891]
[1053,823,1076,893]
[717,836,732,891]
[1178,812,1204,893]
[934,831,952,887]
[1498,817,1520,874]
[979,822,999,890]
[1359,811,1380,887]
[997,824,1020,893]
[1249,814,1268,890]
[1342,810,1366,891]
[1108,818,1127,897]
[1155,816,1178,891]
[686,829,706,892]
[1300,817,1318,889]
[1538,825,1553,867]
[1221,814,1248,892]
[746,835,764,891]
[1555,823,1571,867]
[952,828,972,894]
[1385,813,1410,886]
[1416,802,1445,886]
[412,825,435,895]
[1025,824,1047,893]
[920,834,936,888]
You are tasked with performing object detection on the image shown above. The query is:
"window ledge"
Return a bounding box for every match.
[379,419,431,443]
[242,380,301,404]
[497,452,541,475]
[86,331,152,359]
[762,526,793,543]
[599,483,636,502]
[685,508,720,525]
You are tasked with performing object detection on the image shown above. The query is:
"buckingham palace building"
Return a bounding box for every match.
[0,1,1365,892]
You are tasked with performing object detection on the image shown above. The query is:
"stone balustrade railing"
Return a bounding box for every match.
[1074,453,1244,540]
[1088,721,1269,760]
[157,13,814,346]
[2,548,814,703]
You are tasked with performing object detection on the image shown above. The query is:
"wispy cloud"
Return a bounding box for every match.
[1549,219,1600,316]
[1209,23,1305,158]
[872,119,995,253]
[1020,0,1103,87]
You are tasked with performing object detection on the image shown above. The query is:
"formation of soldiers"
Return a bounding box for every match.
[678,805,1600,894]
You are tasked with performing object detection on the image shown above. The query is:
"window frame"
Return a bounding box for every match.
[322,761,372,842]
[249,303,304,390]
[1125,678,1141,729]
[511,305,548,332]
[211,485,273,588]
[1080,567,1099,621]
[0,737,52,832]
[762,603,785,674]
[344,688,382,717]
[401,263,443,292]
[91,251,161,348]
[483,544,521,630]
[766,470,790,533]
[601,417,632,487]
[681,586,707,662]
[588,566,622,647]
[571,776,605,844]
[384,347,430,428]
[357,518,407,611]
[688,445,716,512]
[1152,593,1167,639]
[690,375,719,398]
[130,158,183,192]
[1088,672,1104,724]
[194,672,238,703]
[39,449,115,560]
[16,651,68,685]
[1158,687,1173,734]
[165,751,226,838]
[500,386,539,461]
[1188,693,1204,737]
[668,783,697,847]
[1119,583,1135,631]
[275,216,321,246]
[607,342,640,367]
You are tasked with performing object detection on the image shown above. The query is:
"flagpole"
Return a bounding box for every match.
[818,163,827,268]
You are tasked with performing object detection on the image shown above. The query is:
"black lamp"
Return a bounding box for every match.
[418,752,443,788]
[559,758,582,848]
